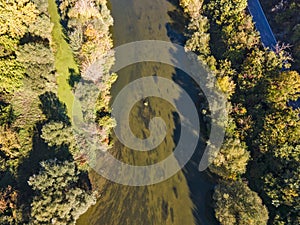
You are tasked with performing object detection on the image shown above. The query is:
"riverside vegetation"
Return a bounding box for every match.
[179,0,300,224]
[0,0,115,224]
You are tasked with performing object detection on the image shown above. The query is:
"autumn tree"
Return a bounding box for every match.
[0,185,22,225]
[0,0,38,38]
[209,138,250,180]
[179,0,203,19]
[185,15,210,58]
[0,127,20,159]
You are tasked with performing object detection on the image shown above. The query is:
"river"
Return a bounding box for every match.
[76,0,217,224]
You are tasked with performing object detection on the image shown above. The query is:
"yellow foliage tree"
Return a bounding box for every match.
[209,138,250,180]
[0,0,38,38]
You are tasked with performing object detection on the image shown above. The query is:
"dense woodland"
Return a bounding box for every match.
[179,0,300,224]
[0,0,299,224]
[0,0,115,224]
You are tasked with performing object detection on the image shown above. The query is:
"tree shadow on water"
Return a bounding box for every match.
[165,2,219,220]
[165,0,188,45]
[171,67,218,225]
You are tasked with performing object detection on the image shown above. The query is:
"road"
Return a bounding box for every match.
[248,0,277,50]
[248,0,300,108]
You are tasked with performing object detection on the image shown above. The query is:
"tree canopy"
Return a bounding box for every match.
[213,181,269,225]
[28,160,96,224]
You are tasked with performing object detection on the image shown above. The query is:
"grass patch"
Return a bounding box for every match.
[48,0,79,119]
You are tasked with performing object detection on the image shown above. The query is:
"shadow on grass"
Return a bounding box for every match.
[68,68,81,88]
[16,91,75,220]
[39,91,70,125]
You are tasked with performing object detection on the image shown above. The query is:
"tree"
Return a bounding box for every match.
[28,160,96,224]
[38,91,70,124]
[209,138,250,180]
[262,149,300,225]
[179,0,203,19]
[0,103,14,126]
[27,0,53,40]
[206,0,258,62]
[0,185,22,225]
[0,35,18,57]
[0,59,25,95]
[16,43,54,67]
[213,181,269,225]
[12,88,45,129]
[259,110,300,153]
[266,70,300,109]
[41,122,72,147]
[185,15,211,57]
[206,0,247,26]
[263,154,299,209]
[0,126,20,159]
[16,42,55,90]
[41,121,80,157]
[28,14,53,41]
[216,60,236,99]
[0,0,38,38]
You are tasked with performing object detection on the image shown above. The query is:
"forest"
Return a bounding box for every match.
[0,0,299,225]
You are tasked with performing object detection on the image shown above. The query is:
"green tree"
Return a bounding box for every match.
[28,0,53,40]
[16,42,55,90]
[41,121,80,157]
[0,35,18,57]
[28,160,96,224]
[206,0,247,26]
[16,43,54,68]
[264,154,299,209]
[12,88,45,129]
[213,181,269,225]
[259,110,300,153]
[205,0,258,62]
[0,103,14,126]
[0,59,25,95]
